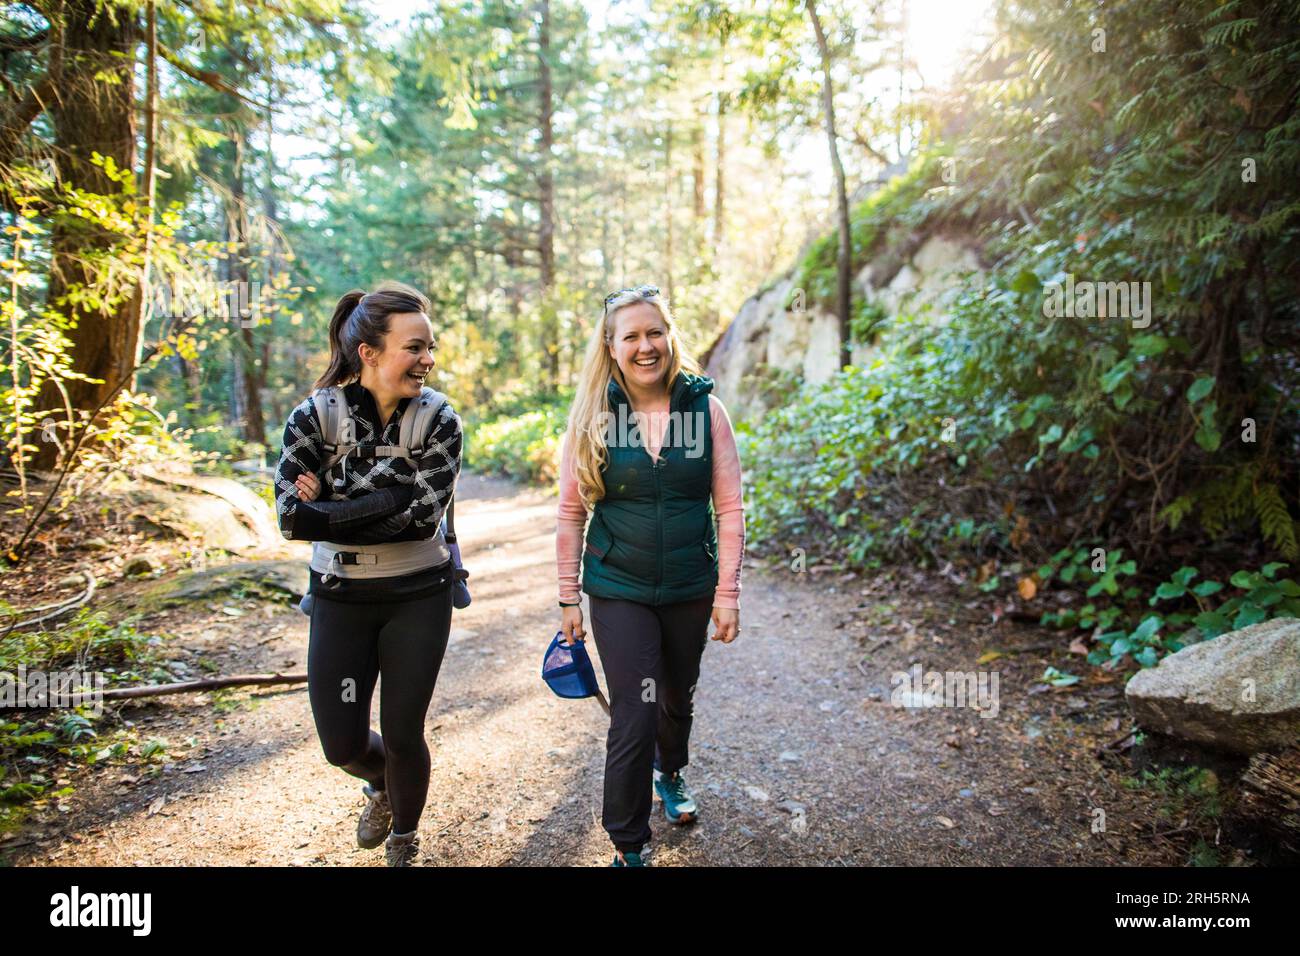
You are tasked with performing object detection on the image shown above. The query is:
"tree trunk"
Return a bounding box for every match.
[692,118,706,225]
[225,119,263,444]
[122,1,159,379]
[665,120,675,305]
[176,352,202,416]
[35,0,141,469]
[125,0,158,371]
[599,162,611,292]
[537,0,558,391]
[256,79,280,453]
[808,0,853,370]
[713,91,727,251]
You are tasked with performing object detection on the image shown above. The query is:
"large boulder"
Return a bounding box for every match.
[1125,618,1300,755]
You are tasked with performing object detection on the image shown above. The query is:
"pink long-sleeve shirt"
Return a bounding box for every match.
[556,393,746,609]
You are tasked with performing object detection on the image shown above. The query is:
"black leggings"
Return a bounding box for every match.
[306,585,453,834]
[589,594,713,852]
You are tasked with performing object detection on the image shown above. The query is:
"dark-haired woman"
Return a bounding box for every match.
[273,280,462,867]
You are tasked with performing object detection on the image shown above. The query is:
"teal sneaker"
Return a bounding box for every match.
[610,850,646,867]
[654,770,698,824]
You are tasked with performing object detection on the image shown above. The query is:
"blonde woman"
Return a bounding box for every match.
[555,284,745,867]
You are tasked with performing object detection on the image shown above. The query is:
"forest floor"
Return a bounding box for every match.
[1,473,1235,867]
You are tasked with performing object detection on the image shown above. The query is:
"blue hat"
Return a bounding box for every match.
[541,632,600,700]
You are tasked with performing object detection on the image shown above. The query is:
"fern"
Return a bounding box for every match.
[1191,466,1255,536]
[1159,494,1194,531]
[1203,17,1258,47]
[1255,482,1299,559]
[1245,202,1300,240]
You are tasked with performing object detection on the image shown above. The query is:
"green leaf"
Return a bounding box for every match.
[1232,603,1267,628]
[1131,616,1161,642]
[1192,581,1224,597]
[1230,570,1257,589]
[1101,360,1132,394]
[1011,269,1040,294]
[1186,376,1215,403]
[1194,400,1220,451]
[1252,584,1284,607]
[1131,335,1169,357]
[1041,666,1081,687]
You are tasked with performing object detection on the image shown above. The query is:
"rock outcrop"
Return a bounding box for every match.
[1125,617,1300,755]
[705,232,984,423]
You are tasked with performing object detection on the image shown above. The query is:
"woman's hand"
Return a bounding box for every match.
[295,472,321,502]
[711,606,739,643]
[560,604,586,645]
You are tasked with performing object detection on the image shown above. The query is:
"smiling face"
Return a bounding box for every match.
[358,311,437,402]
[607,301,671,394]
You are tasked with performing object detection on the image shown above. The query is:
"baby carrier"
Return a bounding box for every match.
[300,385,471,608]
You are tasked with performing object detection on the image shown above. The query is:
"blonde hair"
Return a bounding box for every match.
[565,287,701,510]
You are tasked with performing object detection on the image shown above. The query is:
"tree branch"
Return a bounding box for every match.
[157,44,274,113]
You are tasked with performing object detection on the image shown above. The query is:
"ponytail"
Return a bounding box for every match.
[312,281,433,391]
[314,289,366,389]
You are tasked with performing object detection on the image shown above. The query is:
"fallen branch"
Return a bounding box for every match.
[0,567,96,637]
[1094,726,1139,756]
[998,641,1060,654]
[100,672,307,701]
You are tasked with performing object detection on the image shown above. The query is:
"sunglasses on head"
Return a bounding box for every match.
[603,285,660,308]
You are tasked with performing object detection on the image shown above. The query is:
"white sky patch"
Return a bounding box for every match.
[904,0,996,89]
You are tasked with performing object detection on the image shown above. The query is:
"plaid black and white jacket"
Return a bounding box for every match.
[273,381,463,545]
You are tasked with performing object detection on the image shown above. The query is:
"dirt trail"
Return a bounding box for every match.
[10,474,1187,866]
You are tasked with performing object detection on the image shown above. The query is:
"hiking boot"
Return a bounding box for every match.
[385,829,421,867]
[610,849,646,867]
[654,770,698,824]
[356,784,392,849]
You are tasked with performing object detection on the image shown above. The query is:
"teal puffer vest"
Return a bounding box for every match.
[581,371,717,606]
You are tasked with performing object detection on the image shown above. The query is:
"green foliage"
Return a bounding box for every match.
[0,608,173,811]
[466,401,568,485]
[792,148,954,310]
[1036,554,1300,667]
[850,297,889,344]
[0,608,157,676]
[742,0,1299,670]
[737,365,804,412]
